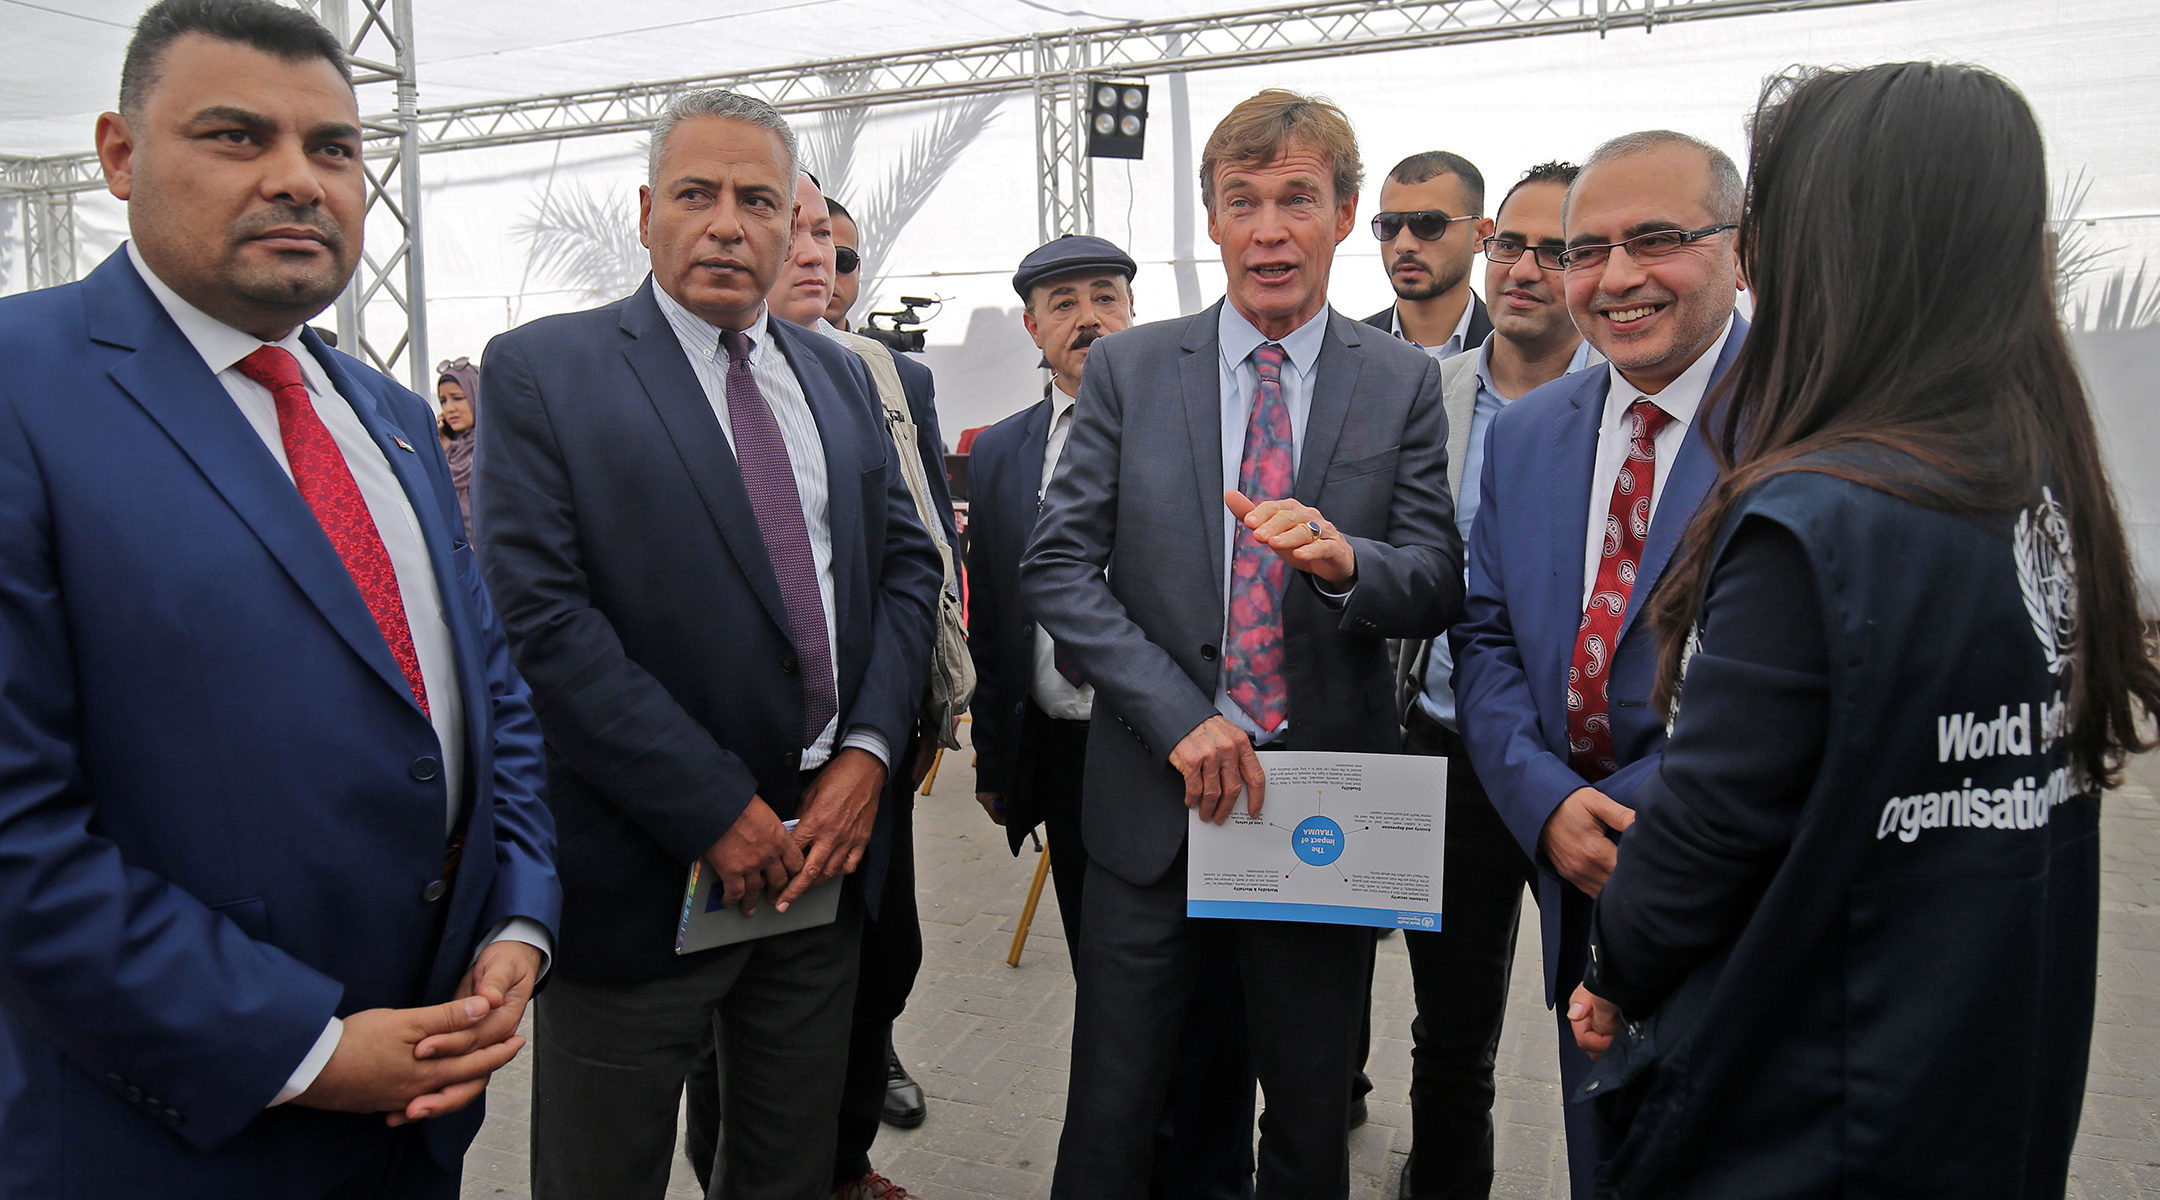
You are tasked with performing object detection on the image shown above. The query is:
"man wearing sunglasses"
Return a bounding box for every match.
[1385,160,1607,1200]
[1364,152,1494,359]
[1453,131,1745,1199]
[825,198,864,331]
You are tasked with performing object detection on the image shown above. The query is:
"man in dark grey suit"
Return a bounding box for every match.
[1026,90,1463,1200]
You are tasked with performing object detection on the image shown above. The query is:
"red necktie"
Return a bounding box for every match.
[235,346,430,717]
[1224,342,1293,734]
[1566,397,1671,780]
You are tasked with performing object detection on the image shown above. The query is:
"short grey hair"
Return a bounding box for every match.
[1570,130,1744,224]
[647,89,797,186]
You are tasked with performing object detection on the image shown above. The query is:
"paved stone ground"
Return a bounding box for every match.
[461,742,2160,1199]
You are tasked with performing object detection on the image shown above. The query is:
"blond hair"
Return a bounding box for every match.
[1199,90,1362,210]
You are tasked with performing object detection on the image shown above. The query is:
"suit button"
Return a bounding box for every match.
[421,879,448,903]
[780,654,798,674]
[123,1085,143,1104]
[1013,701,1025,716]
[1201,643,1219,661]
[161,1107,184,1126]
[410,756,440,781]
[782,750,800,769]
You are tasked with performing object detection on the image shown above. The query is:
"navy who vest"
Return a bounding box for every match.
[1587,461,2100,1199]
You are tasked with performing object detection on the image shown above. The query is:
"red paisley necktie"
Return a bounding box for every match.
[1566,397,1671,779]
[1224,342,1293,734]
[235,346,430,717]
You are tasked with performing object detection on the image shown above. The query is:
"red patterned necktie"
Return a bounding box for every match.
[1224,342,1293,734]
[235,345,429,716]
[1566,397,1672,779]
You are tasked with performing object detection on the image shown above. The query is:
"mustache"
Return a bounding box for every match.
[1589,284,1676,311]
[1069,326,1105,351]
[230,206,344,250]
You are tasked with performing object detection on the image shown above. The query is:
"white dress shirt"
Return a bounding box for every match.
[1030,383,1093,720]
[1212,302,1331,742]
[1390,293,1480,361]
[1580,313,1736,608]
[653,282,888,769]
[123,244,548,1108]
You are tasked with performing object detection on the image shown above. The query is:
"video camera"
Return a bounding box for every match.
[859,296,939,355]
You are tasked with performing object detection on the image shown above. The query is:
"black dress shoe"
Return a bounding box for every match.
[881,1039,926,1129]
[1395,1153,1414,1200]
[1349,1095,1369,1130]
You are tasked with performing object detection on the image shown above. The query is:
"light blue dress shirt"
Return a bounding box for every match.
[1212,302,1329,741]
[1417,334,1601,730]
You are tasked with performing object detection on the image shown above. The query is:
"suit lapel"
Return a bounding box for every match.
[1179,308,1226,607]
[1294,311,1361,501]
[1542,371,1607,682]
[88,256,419,711]
[617,286,793,638]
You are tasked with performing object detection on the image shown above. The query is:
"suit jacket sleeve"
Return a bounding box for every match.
[963,431,1011,794]
[448,500,561,942]
[1021,340,1220,759]
[1330,349,1462,639]
[1451,413,1602,861]
[475,334,765,863]
[0,387,341,1153]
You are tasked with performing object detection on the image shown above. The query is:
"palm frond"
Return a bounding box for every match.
[853,95,1006,305]
[516,180,646,303]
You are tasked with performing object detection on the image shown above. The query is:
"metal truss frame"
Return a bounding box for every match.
[4,0,1915,364]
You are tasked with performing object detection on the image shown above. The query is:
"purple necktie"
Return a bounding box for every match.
[1224,342,1293,734]
[721,328,837,748]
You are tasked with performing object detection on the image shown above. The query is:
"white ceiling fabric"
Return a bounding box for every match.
[6,0,2159,591]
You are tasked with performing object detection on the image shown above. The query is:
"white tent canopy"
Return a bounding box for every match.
[6,0,2158,593]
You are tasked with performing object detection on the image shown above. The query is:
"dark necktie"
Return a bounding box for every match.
[235,345,429,716]
[1567,397,1673,779]
[1224,342,1293,734]
[720,329,838,748]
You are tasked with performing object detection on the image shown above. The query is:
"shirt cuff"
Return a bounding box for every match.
[841,725,892,768]
[476,917,554,979]
[270,1016,343,1107]
[1307,573,1356,608]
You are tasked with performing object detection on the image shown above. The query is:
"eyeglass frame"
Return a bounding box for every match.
[1370,209,1481,243]
[834,245,861,275]
[1557,223,1738,273]
[1480,235,1568,272]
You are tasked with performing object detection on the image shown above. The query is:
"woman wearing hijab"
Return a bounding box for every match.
[1566,62,2160,1198]
[437,356,479,542]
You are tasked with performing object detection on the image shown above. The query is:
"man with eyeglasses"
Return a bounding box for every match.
[1386,160,1604,1200]
[1364,151,1493,359]
[825,197,864,331]
[1453,131,1745,1200]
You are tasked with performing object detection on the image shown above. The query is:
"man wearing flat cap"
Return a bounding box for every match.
[968,235,1257,1198]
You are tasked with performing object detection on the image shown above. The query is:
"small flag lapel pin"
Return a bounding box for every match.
[392,435,415,453]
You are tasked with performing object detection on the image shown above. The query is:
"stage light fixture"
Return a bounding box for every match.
[1086,77,1148,160]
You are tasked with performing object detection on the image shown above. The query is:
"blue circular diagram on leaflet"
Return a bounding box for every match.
[1292,815,1345,865]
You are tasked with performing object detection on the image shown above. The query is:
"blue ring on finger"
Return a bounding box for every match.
[1306,520,1323,537]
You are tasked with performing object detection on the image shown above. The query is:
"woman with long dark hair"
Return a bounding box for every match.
[1566,62,2160,1198]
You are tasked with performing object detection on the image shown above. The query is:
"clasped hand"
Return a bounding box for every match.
[702,748,886,917]
[294,939,543,1125]
[1224,489,1356,587]
[1169,715,1266,825]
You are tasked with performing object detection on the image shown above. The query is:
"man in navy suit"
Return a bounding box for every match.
[475,89,941,1200]
[0,2,559,1196]
[1452,130,1746,1198]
